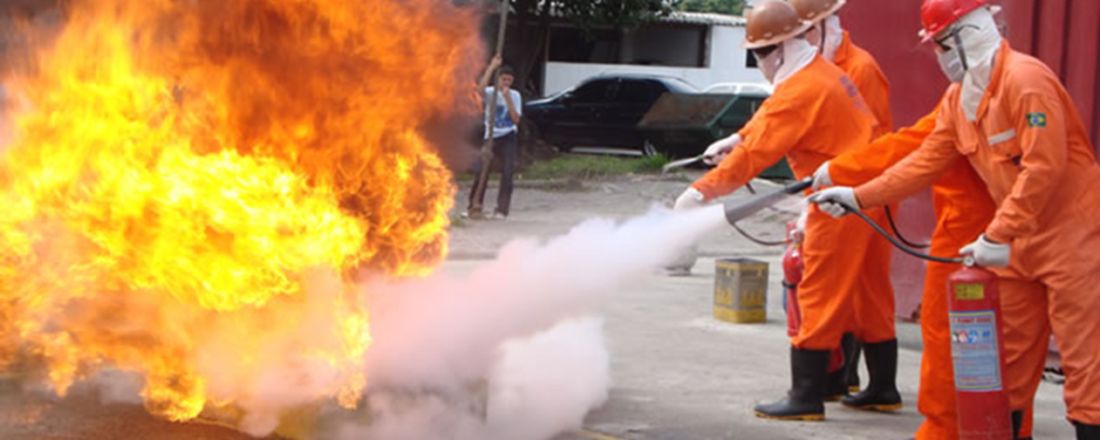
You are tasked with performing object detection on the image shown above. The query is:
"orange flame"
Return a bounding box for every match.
[0,0,481,424]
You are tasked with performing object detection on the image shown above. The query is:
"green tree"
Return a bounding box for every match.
[675,0,745,15]
[473,0,674,95]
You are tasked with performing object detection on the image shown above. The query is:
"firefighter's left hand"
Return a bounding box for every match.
[959,235,1011,268]
[702,134,742,165]
[674,187,706,210]
[808,187,859,218]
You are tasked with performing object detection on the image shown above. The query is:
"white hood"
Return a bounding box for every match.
[952,7,1002,120]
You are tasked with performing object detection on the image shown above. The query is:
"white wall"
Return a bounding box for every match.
[543,25,767,96]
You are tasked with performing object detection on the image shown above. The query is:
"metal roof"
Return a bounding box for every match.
[661,11,746,28]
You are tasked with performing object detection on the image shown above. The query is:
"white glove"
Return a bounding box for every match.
[812,161,833,190]
[702,134,742,165]
[959,235,1011,268]
[808,187,860,218]
[674,187,706,210]
[667,187,705,275]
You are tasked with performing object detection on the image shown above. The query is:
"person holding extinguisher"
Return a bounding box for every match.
[812,1,1100,438]
[788,0,898,406]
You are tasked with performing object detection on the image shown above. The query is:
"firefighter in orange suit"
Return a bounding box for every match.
[673,0,897,421]
[816,104,1000,438]
[788,0,896,404]
[812,2,1100,438]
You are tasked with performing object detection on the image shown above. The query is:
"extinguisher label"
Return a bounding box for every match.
[949,310,1003,392]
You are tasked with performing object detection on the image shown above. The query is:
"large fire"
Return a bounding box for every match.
[0,0,481,426]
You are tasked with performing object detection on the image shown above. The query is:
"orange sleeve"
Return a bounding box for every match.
[984,92,1068,243]
[691,93,809,201]
[854,107,961,208]
[829,109,938,186]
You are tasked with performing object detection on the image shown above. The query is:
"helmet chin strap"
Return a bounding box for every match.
[818,22,827,54]
[951,27,971,72]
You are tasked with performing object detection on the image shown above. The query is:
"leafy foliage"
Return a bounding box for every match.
[674,0,745,15]
[509,0,674,31]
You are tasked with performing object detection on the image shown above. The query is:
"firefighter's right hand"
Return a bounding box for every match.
[674,187,706,210]
[808,187,859,218]
[811,161,833,190]
[959,235,1011,268]
[702,134,742,165]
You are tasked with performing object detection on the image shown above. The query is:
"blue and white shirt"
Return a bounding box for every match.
[484,87,522,139]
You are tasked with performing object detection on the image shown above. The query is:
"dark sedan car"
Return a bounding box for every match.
[523,75,699,155]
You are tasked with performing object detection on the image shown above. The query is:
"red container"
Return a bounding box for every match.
[946,265,1012,439]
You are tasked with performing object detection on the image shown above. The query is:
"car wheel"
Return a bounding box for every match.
[642,140,659,157]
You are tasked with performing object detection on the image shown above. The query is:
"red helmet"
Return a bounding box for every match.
[919,0,988,41]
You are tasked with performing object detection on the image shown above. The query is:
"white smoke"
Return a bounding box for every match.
[341,204,728,440]
[484,317,610,440]
[342,317,609,440]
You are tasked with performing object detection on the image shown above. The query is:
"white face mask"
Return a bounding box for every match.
[936,47,966,83]
[754,48,784,84]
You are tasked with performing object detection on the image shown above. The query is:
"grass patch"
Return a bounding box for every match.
[521,154,671,180]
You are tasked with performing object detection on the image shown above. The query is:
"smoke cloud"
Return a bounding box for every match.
[338,204,728,440]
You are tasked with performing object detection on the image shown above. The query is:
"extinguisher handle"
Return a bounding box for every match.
[962,255,977,267]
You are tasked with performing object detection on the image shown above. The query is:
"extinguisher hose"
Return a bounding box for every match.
[729,181,792,247]
[723,180,934,251]
[884,206,930,249]
[843,203,964,264]
[730,222,788,247]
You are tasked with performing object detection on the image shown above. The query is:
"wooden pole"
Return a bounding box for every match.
[468,0,510,216]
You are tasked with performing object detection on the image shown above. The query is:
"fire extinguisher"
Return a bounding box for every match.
[782,222,803,338]
[947,261,1012,439]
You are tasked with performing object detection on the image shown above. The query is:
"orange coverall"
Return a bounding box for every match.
[855,42,1100,426]
[830,105,998,439]
[829,31,896,372]
[694,55,895,350]
[834,31,893,138]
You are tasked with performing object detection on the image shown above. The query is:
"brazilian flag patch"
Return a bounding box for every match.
[1027,112,1048,128]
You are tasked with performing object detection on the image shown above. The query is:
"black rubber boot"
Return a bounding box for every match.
[825,369,848,402]
[825,334,857,401]
[841,339,902,412]
[754,346,829,421]
[1077,421,1100,440]
[844,334,862,393]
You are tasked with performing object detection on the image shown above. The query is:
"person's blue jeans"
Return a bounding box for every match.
[469,131,517,215]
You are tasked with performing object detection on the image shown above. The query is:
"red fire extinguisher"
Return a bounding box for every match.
[947,262,1012,439]
[782,222,803,338]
